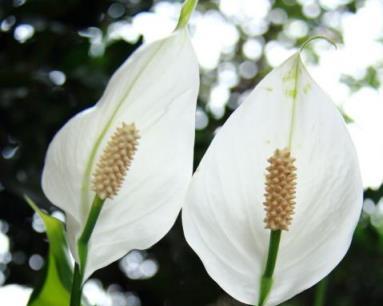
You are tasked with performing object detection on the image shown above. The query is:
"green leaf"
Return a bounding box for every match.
[24,196,90,306]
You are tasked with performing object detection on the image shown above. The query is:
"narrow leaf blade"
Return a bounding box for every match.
[25,196,73,306]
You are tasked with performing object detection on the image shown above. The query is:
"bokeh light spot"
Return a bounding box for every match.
[196,108,209,130]
[108,3,126,19]
[28,254,44,271]
[14,24,34,43]
[49,70,66,86]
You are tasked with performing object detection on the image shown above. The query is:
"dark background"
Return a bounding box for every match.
[1,0,383,305]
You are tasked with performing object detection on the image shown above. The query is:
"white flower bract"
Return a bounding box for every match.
[182,53,363,305]
[42,28,200,280]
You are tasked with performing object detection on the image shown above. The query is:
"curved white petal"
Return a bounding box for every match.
[182,54,362,305]
[0,285,32,306]
[42,28,200,278]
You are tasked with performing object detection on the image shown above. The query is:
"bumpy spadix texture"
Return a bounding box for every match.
[182,53,363,306]
[264,148,296,231]
[92,123,140,200]
[42,28,199,280]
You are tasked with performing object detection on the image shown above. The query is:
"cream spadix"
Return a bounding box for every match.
[182,53,362,305]
[92,123,140,200]
[263,148,296,231]
[42,26,199,280]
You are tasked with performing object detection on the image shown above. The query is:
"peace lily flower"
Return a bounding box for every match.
[41,0,199,300]
[182,51,363,306]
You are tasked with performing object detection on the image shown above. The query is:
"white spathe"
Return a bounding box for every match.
[0,285,32,306]
[42,28,199,279]
[182,53,362,305]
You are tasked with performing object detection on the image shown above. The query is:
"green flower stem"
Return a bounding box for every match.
[176,0,198,29]
[257,230,282,306]
[70,195,105,306]
[313,277,328,306]
[70,263,82,306]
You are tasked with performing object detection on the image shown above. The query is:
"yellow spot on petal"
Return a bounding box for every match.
[303,83,311,94]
